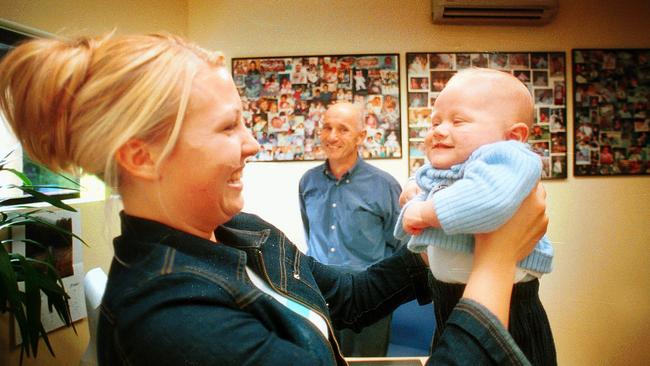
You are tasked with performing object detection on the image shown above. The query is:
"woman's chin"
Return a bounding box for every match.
[223,199,245,218]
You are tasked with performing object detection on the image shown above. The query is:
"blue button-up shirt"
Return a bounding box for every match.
[299,157,404,272]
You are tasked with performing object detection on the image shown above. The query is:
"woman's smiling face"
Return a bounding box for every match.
[154,66,259,236]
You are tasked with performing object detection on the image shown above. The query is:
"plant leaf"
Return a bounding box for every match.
[5,186,77,211]
[1,151,80,362]
[19,256,43,356]
[12,213,88,246]
[2,238,48,250]
[4,168,33,186]
[55,173,81,188]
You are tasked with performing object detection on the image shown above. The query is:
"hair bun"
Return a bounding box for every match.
[0,36,100,172]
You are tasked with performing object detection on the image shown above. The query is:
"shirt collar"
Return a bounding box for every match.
[323,154,365,181]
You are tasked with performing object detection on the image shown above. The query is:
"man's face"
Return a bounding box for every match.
[319,105,365,164]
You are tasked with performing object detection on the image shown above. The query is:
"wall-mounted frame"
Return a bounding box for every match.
[572,49,650,176]
[232,54,401,161]
[0,20,80,204]
[406,52,568,179]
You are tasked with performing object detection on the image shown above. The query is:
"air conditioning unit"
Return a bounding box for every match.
[432,0,559,26]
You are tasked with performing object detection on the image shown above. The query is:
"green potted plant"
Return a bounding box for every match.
[0,151,84,363]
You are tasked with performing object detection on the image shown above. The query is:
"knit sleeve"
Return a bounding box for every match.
[393,191,427,241]
[434,141,542,234]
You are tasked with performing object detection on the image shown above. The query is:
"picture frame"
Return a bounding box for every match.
[0,20,80,204]
[405,52,568,179]
[232,54,401,161]
[572,49,650,176]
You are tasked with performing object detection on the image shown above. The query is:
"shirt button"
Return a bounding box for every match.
[332,203,337,208]
[330,225,336,230]
[330,247,336,252]
[346,179,350,183]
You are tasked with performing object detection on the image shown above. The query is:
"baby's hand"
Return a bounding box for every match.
[399,180,420,207]
[402,201,433,235]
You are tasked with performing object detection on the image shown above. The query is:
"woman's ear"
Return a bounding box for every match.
[506,122,530,142]
[115,139,160,180]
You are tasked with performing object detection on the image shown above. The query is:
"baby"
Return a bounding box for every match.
[395,68,556,365]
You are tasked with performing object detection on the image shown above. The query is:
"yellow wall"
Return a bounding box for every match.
[1,0,650,365]
[0,0,187,37]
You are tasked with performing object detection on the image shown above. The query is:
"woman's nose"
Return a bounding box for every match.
[242,130,260,157]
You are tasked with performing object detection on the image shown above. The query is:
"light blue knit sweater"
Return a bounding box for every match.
[394,140,554,274]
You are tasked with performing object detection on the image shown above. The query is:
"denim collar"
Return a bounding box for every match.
[215,223,271,250]
[116,212,270,265]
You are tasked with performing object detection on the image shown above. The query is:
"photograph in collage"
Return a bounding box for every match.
[405,52,568,179]
[573,49,650,176]
[232,54,401,161]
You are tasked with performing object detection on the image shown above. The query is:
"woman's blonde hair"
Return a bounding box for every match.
[0,33,224,190]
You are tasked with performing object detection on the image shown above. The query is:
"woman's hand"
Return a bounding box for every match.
[463,184,548,327]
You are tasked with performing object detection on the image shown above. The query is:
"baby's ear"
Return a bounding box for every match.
[115,138,161,180]
[506,122,529,142]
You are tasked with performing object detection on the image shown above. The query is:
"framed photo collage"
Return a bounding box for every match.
[233,54,401,161]
[232,49,650,178]
[573,49,650,176]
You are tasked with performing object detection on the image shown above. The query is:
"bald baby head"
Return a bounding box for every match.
[445,68,535,128]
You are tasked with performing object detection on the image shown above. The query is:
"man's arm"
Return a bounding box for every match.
[298,177,310,241]
[382,179,406,252]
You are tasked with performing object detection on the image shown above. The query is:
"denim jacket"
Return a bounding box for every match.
[97,212,530,366]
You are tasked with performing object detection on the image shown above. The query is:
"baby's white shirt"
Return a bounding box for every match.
[427,246,541,284]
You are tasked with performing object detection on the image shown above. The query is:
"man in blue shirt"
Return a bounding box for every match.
[299,101,403,357]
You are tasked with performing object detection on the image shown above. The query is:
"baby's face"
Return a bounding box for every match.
[425,74,521,169]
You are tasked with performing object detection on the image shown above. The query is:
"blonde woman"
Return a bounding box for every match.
[0,34,547,365]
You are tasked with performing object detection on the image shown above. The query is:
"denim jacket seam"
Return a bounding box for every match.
[237,289,264,308]
[99,303,116,325]
[296,271,321,295]
[293,248,301,280]
[113,328,132,366]
[339,282,411,326]
[456,301,523,365]
[161,247,176,275]
[291,253,328,310]
[279,233,287,291]
[236,250,246,282]
[181,267,241,299]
